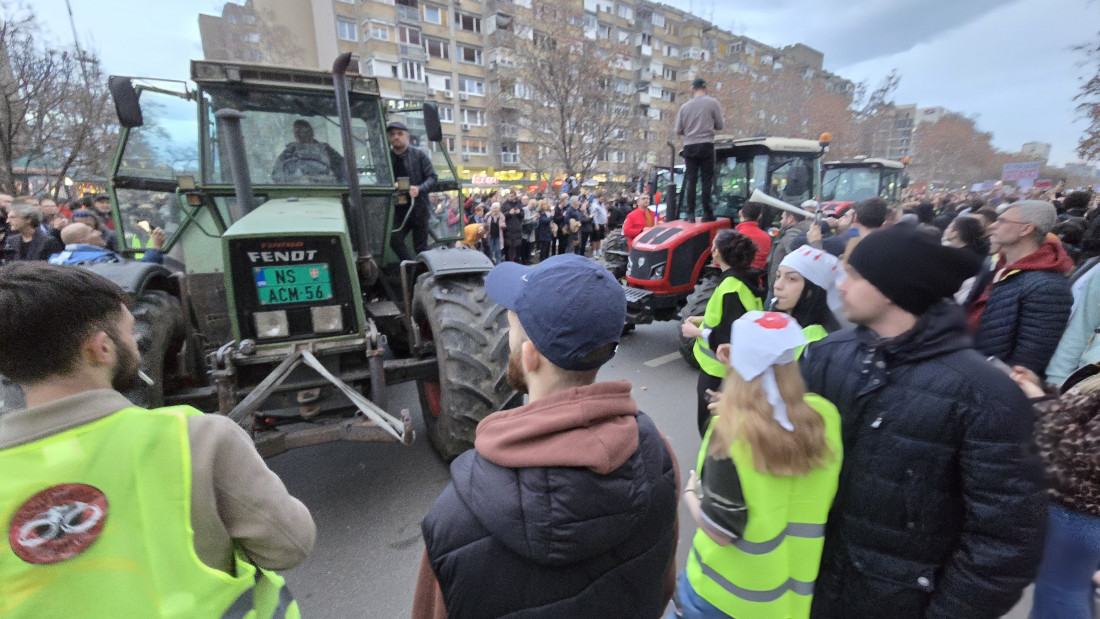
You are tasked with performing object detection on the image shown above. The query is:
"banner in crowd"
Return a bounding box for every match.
[1002,162,1041,182]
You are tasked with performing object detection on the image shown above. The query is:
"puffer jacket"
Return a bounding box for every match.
[422,409,677,618]
[973,240,1073,377]
[801,302,1045,619]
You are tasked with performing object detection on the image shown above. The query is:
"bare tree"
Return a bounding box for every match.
[1076,31,1100,160]
[0,5,115,197]
[502,3,640,183]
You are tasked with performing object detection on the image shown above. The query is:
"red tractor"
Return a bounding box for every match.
[622,134,830,365]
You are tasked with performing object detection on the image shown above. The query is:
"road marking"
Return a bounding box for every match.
[644,352,682,368]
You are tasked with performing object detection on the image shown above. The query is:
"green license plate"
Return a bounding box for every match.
[254,263,333,305]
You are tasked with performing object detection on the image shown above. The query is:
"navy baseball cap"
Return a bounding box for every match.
[485,254,626,371]
[386,121,408,132]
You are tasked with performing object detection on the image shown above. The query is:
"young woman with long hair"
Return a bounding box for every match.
[671,311,843,619]
[681,230,765,437]
[770,245,844,347]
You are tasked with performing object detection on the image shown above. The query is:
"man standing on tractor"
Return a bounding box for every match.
[0,263,315,617]
[674,78,724,223]
[387,121,438,261]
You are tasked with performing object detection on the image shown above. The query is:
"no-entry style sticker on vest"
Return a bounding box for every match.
[8,483,108,564]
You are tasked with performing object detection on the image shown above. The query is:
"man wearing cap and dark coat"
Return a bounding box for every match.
[800,225,1046,619]
[387,121,438,261]
[411,254,680,619]
[674,78,724,223]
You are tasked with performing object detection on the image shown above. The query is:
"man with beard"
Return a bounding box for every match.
[0,263,315,617]
[412,254,680,619]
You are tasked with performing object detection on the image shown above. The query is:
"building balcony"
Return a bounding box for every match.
[500,152,519,165]
[399,44,427,61]
[401,80,428,98]
[396,4,420,23]
[500,123,519,138]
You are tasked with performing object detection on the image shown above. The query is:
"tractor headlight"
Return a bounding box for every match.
[310,305,344,334]
[651,263,666,279]
[254,310,289,339]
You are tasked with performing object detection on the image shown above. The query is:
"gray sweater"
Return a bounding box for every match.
[674,94,724,146]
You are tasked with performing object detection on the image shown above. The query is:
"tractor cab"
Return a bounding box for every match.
[820,157,908,216]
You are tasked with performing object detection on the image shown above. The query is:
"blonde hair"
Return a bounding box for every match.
[708,362,832,476]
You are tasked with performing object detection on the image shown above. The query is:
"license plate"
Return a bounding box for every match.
[254,263,333,305]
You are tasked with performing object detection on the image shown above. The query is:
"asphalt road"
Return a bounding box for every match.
[267,319,1034,618]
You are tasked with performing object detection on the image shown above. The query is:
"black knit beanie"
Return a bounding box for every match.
[847,225,985,316]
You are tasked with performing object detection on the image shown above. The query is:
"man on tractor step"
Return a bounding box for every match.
[388,121,439,261]
[674,78,724,223]
[272,119,347,184]
[412,254,680,619]
[0,263,315,618]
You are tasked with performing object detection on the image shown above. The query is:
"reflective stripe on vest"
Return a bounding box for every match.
[0,406,296,618]
[693,276,764,377]
[687,394,843,619]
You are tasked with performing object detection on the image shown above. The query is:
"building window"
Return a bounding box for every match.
[651,12,664,26]
[501,142,519,164]
[243,15,257,25]
[245,32,260,43]
[438,106,454,122]
[462,138,488,155]
[458,77,484,95]
[337,19,357,42]
[661,66,677,81]
[399,25,421,45]
[638,32,652,46]
[423,5,443,24]
[426,71,452,90]
[617,4,633,20]
[458,45,482,64]
[433,136,456,153]
[425,37,449,59]
[461,108,486,126]
[455,12,481,33]
[370,24,390,40]
[664,43,678,58]
[597,24,611,39]
[617,28,631,43]
[401,60,424,81]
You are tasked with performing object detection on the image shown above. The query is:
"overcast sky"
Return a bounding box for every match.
[29,0,1099,166]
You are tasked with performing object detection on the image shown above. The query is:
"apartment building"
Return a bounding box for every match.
[199,0,854,186]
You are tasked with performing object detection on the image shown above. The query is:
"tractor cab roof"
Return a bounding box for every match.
[823,157,906,169]
[714,135,824,154]
[190,60,380,95]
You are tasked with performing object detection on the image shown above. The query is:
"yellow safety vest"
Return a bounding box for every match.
[795,324,829,359]
[0,406,299,618]
[687,394,843,619]
[693,275,764,377]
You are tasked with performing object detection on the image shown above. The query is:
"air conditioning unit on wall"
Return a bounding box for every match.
[443,90,453,98]
[462,154,470,161]
[459,92,469,101]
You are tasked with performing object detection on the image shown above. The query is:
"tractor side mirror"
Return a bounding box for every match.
[109,76,144,129]
[423,103,443,142]
[901,173,910,188]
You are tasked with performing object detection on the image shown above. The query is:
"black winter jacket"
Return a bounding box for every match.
[390,145,438,225]
[802,303,1045,619]
[974,268,1072,378]
[421,413,677,619]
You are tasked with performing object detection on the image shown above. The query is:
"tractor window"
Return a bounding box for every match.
[117,91,200,182]
[822,168,880,203]
[114,189,182,253]
[201,86,392,188]
[712,156,751,219]
[768,155,815,205]
[880,170,901,202]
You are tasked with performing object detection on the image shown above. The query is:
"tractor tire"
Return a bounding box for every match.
[126,290,185,408]
[599,228,629,280]
[678,273,721,369]
[412,274,522,461]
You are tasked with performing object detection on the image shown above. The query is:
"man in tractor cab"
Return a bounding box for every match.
[387,121,438,261]
[272,119,347,184]
[0,263,315,617]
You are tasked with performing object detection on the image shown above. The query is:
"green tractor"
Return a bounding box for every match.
[79,54,518,460]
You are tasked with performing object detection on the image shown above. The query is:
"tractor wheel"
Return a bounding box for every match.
[599,228,629,280]
[412,274,522,461]
[126,290,185,408]
[678,273,721,369]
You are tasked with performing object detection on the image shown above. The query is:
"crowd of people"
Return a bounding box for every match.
[7,172,1100,618]
[454,188,655,264]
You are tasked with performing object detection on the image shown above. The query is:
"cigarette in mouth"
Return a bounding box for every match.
[138,370,155,386]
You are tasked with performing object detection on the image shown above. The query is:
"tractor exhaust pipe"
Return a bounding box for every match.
[332,53,371,260]
[666,141,679,222]
[214,108,256,220]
